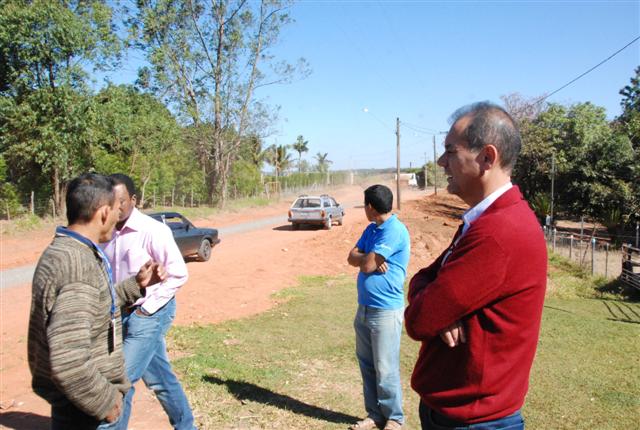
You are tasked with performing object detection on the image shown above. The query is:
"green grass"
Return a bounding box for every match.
[168,262,640,429]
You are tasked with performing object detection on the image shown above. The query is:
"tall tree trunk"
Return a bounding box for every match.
[52,167,61,217]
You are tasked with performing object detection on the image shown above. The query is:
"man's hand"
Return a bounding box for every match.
[104,393,123,423]
[135,259,167,288]
[376,261,388,273]
[439,321,466,348]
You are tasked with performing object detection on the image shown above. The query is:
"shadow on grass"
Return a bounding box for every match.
[596,278,640,302]
[203,375,359,425]
[0,412,50,430]
[600,300,640,324]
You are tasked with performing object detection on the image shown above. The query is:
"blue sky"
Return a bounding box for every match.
[101,0,640,171]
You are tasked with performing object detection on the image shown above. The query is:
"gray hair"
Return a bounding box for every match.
[448,101,521,170]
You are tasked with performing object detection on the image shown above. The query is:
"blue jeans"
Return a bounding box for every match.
[354,305,404,424]
[51,388,133,430]
[121,298,196,430]
[419,402,525,430]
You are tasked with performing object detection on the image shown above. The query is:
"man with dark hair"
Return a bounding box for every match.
[405,102,547,430]
[102,173,195,430]
[28,173,166,429]
[347,184,410,430]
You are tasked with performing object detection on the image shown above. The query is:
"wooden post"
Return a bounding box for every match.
[5,202,10,221]
[30,191,35,215]
[591,237,596,276]
[569,235,573,260]
[171,186,175,207]
[190,189,194,207]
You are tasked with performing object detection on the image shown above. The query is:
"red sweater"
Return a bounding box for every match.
[405,186,547,423]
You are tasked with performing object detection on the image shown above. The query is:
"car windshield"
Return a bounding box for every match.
[293,198,321,208]
[162,216,185,230]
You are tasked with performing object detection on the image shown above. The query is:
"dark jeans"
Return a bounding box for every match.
[419,401,525,430]
[51,389,133,430]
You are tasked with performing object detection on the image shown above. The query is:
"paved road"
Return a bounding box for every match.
[0,214,290,290]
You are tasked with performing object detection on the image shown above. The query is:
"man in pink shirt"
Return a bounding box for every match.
[102,173,196,430]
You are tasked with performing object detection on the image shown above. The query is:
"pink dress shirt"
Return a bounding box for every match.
[102,208,188,314]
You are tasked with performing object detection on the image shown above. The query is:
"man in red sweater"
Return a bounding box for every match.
[405,102,547,430]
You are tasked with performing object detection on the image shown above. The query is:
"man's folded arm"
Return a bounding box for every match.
[405,232,507,340]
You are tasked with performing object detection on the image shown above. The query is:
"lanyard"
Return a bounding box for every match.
[441,224,465,267]
[55,226,117,320]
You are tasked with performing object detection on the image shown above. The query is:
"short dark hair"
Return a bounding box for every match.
[449,101,522,170]
[364,184,393,214]
[109,173,137,198]
[66,173,115,225]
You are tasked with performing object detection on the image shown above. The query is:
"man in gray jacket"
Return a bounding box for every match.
[28,173,166,430]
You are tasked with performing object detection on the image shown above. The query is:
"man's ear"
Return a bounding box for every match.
[482,145,498,169]
[132,194,138,207]
[97,204,110,225]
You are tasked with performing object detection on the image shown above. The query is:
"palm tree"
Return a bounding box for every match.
[315,152,332,173]
[266,144,292,178]
[292,135,309,173]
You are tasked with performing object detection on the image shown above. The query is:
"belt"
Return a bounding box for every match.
[121,297,174,317]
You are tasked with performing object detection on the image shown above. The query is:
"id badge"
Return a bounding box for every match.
[108,318,117,353]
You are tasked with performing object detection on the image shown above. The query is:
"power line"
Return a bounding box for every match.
[532,35,640,106]
[401,121,441,135]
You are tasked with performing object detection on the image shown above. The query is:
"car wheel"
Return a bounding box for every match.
[324,216,332,230]
[337,214,343,226]
[197,239,212,262]
[291,223,299,230]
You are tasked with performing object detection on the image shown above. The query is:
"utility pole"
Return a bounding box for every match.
[396,117,401,210]
[424,152,428,191]
[433,135,438,195]
[550,152,555,224]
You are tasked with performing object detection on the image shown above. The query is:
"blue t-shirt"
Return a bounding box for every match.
[356,214,410,309]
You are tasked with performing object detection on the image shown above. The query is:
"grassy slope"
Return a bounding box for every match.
[168,255,639,429]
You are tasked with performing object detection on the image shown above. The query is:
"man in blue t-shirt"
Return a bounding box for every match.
[347,184,411,430]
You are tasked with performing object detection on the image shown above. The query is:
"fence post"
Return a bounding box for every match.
[591,237,596,276]
[569,235,573,260]
[5,202,10,221]
[50,199,55,219]
[580,216,584,238]
[552,228,557,252]
[190,189,194,207]
[30,191,35,215]
[171,187,175,207]
[605,243,609,278]
[636,222,639,248]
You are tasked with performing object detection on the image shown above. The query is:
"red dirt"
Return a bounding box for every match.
[0,184,465,429]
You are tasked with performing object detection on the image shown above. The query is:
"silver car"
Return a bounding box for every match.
[288,194,345,230]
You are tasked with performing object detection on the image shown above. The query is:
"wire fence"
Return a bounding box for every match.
[543,227,630,279]
[0,171,360,220]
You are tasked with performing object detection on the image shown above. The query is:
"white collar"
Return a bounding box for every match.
[461,182,512,236]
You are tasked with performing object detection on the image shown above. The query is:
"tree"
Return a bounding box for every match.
[1,88,95,214]
[0,0,122,97]
[314,152,332,173]
[266,144,291,178]
[91,84,194,207]
[130,0,309,207]
[292,135,309,173]
[513,101,635,223]
[0,0,122,214]
[616,67,640,221]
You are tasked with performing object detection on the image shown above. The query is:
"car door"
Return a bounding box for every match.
[330,198,341,219]
[180,216,202,254]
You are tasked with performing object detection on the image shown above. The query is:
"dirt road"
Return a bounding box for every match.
[0,184,464,429]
